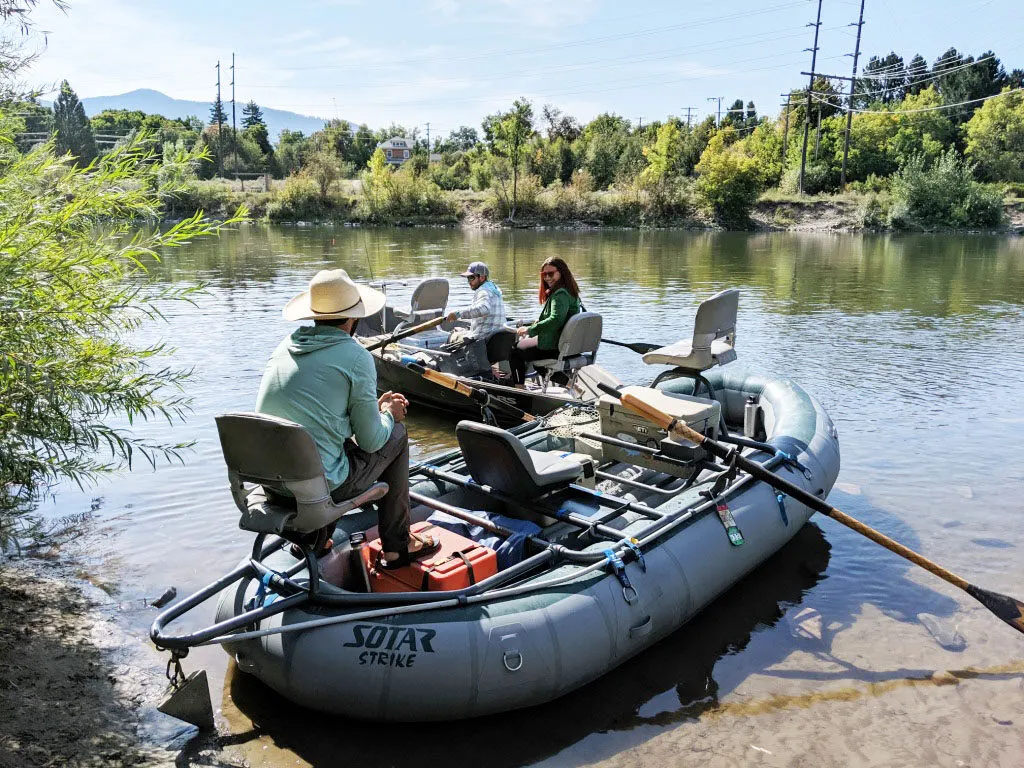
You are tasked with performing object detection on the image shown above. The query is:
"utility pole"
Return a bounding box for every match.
[215,60,223,178]
[425,122,430,154]
[230,52,237,180]
[840,0,866,188]
[682,106,696,127]
[637,117,642,131]
[798,0,823,194]
[706,97,723,127]
[780,92,793,167]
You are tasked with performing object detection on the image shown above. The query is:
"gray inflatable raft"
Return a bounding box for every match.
[157,367,838,721]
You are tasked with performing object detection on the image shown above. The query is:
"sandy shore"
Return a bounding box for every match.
[0,558,247,768]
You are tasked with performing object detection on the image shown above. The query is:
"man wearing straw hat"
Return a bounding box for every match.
[255,269,438,567]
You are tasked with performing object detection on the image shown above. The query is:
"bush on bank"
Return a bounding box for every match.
[0,129,243,535]
[889,150,1005,229]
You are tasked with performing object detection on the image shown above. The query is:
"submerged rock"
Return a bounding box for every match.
[917,612,967,651]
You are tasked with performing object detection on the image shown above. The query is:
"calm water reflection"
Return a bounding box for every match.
[43,226,1024,765]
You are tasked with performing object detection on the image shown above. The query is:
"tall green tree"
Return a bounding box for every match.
[484,98,535,219]
[964,88,1024,182]
[905,54,930,95]
[241,100,265,129]
[860,53,907,105]
[209,96,228,127]
[720,99,745,130]
[52,80,97,164]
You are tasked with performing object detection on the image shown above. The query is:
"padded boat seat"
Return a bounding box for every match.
[531,311,602,391]
[395,278,450,329]
[641,337,737,370]
[642,288,738,372]
[456,421,584,498]
[216,412,388,537]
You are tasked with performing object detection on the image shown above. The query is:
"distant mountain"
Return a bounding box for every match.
[80,89,332,143]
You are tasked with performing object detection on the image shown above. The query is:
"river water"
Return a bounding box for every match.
[42,227,1024,766]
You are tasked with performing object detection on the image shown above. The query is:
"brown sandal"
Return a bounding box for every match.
[378,532,441,570]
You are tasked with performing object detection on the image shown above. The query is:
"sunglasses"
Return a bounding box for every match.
[541,270,558,277]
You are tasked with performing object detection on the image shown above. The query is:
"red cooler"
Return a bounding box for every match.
[363,521,498,593]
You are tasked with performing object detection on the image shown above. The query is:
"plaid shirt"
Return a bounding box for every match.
[456,280,506,340]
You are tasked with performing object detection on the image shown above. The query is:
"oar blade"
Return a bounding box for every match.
[966,584,1024,635]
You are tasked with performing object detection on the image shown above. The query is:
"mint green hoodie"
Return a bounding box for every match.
[255,325,393,489]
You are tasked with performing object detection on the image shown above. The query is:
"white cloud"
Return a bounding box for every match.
[429,0,597,28]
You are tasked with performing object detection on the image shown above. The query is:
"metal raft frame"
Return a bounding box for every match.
[150,406,789,652]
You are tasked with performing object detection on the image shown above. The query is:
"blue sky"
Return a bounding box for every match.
[25,0,1024,138]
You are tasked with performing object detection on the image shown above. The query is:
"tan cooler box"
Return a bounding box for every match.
[598,386,721,476]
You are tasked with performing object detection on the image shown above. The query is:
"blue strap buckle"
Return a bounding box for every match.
[252,571,280,609]
[778,451,813,480]
[621,538,647,573]
[603,548,638,604]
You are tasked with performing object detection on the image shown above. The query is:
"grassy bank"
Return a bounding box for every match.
[162,178,1024,233]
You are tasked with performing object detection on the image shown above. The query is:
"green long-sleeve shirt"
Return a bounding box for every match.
[527,287,581,349]
[255,325,393,489]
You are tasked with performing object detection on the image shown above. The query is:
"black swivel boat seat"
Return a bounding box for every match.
[215,412,388,543]
[455,420,585,500]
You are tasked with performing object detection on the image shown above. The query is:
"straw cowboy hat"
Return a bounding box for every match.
[283,269,387,321]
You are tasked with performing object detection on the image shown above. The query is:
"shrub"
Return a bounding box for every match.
[694,132,762,224]
[780,161,836,195]
[0,133,243,525]
[889,150,1004,229]
[358,150,454,221]
[858,194,890,229]
[266,174,333,221]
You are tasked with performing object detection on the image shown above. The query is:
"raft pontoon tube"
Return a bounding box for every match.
[151,366,839,721]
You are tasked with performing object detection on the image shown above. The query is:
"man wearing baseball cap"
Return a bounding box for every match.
[255,269,438,567]
[446,261,506,342]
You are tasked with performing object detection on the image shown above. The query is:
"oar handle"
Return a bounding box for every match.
[406,363,536,423]
[365,315,447,352]
[602,383,1024,636]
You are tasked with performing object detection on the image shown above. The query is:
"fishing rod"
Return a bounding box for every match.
[364,315,447,353]
[404,362,536,423]
[595,382,1024,637]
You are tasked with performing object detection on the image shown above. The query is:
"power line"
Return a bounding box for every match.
[809,86,1024,114]
[245,23,836,94]
[241,0,811,73]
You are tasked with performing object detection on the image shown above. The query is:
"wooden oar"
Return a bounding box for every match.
[596,382,1024,637]
[405,363,536,423]
[600,338,661,354]
[364,315,446,353]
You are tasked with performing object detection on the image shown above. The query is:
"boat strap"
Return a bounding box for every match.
[778,450,813,481]
[603,549,638,604]
[248,571,280,611]
[776,493,789,525]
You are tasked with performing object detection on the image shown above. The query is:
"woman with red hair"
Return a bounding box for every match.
[509,257,582,386]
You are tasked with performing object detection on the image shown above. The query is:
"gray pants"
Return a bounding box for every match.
[331,423,410,554]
